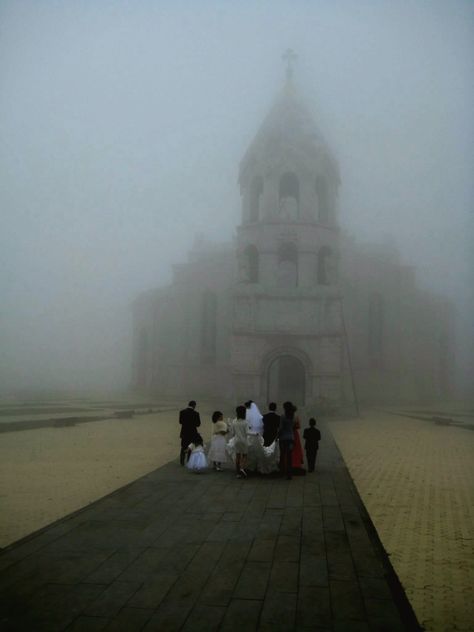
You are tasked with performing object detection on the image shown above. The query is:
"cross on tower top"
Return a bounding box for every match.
[282,48,298,84]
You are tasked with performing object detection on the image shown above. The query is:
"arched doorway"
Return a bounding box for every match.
[267,355,306,406]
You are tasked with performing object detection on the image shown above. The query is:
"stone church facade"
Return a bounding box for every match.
[132,80,454,408]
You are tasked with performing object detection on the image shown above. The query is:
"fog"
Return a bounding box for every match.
[1,1,473,394]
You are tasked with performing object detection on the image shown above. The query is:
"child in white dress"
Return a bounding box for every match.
[207,410,228,471]
[186,434,208,473]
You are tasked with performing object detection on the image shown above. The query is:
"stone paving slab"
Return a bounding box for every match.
[0,424,420,631]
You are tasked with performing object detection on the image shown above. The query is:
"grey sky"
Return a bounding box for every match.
[1,1,473,391]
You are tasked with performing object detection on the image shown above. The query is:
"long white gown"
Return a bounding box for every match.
[207,420,228,463]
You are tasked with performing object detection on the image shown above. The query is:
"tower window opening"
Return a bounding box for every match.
[277,241,298,287]
[317,246,337,285]
[316,175,330,224]
[249,176,263,223]
[279,172,299,219]
[240,245,259,283]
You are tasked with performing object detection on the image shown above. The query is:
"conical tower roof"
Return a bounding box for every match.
[239,79,339,189]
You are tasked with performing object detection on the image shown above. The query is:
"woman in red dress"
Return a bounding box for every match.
[291,405,305,471]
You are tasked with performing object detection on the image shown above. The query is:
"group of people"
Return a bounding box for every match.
[178,399,321,480]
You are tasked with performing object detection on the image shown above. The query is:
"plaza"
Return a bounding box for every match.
[1,399,473,630]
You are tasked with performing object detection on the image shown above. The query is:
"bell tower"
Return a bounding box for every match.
[231,53,344,407]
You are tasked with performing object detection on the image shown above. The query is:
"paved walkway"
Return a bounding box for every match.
[330,411,474,632]
[0,425,419,631]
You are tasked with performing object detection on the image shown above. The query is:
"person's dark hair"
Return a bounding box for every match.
[236,405,246,420]
[269,402,277,411]
[283,401,295,419]
[193,432,203,446]
[244,400,252,409]
[188,400,196,408]
[212,410,223,423]
[309,417,316,426]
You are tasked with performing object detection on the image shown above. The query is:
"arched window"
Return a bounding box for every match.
[279,172,299,219]
[277,241,298,287]
[316,175,330,224]
[368,292,384,360]
[317,247,336,285]
[240,245,259,283]
[201,291,217,364]
[249,175,263,223]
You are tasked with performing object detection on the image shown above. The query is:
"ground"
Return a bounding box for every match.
[0,397,181,546]
[329,408,474,632]
[1,397,473,630]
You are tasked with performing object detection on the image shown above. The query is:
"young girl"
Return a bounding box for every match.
[186,433,208,473]
[231,405,249,479]
[208,410,228,471]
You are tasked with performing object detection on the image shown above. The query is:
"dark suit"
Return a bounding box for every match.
[262,411,280,446]
[303,426,321,472]
[179,407,201,464]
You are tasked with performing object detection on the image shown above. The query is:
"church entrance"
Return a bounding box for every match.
[267,355,305,406]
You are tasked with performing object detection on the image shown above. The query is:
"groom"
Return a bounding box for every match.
[178,400,201,465]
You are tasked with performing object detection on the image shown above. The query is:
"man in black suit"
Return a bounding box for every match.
[179,400,201,465]
[262,402,280,446]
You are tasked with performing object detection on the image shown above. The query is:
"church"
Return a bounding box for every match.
[132,62,454,410]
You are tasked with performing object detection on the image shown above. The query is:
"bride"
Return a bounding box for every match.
[227,401,280,475]
[245,401,263,434]
[245,401,279,474]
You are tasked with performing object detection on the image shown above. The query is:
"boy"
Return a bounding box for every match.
[303,418,321,473]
